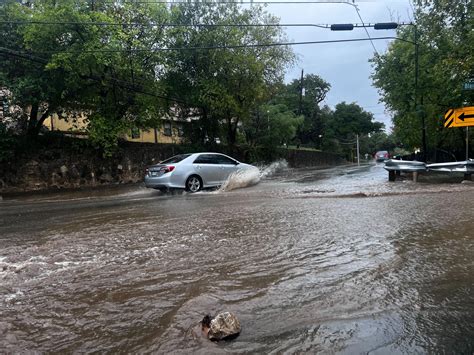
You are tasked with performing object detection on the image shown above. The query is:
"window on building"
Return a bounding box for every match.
[131,127,140,139]
[2,96,8,114]
[163,121,172,136]
[177,123,184,137]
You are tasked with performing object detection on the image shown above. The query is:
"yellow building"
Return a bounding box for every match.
[43,113,187,144]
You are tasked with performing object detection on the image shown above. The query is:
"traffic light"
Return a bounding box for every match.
[330,24,354,31]
[374,22,398,30]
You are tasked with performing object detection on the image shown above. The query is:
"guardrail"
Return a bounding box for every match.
[383,159,474,182]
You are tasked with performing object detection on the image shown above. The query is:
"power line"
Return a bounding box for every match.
[94,1,356,4]
[0,46,188,104]
[0,20,328,28]
[2,0,357,6]
[2,37,400,54]
[353,4,379,56]
[0,19,412,28]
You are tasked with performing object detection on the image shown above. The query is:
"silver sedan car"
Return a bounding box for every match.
[144,152,255,192]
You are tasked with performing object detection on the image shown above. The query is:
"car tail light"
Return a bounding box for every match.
[145,168,149,175]
[162,165,175,173]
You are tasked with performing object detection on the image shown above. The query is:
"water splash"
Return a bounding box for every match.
[258,159,289,179]
[219,160,289,192]
[219,166,261,192]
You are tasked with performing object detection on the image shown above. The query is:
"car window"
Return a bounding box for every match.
[193,154,219,164]
[160,154,191,164]
[214,154,238,165]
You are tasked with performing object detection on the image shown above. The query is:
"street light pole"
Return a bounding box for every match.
[356,134,360,166]
[298,69,304,115]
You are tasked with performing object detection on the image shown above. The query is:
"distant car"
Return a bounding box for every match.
[375,150,390,162]
[144,153,256,193]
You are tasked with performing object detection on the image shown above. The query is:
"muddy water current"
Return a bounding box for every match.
[1,163,473,353]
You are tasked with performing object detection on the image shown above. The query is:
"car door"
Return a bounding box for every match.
[192,154,221,186]
[214,154,240,183]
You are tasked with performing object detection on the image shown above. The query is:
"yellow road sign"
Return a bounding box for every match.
[444,106,474,128]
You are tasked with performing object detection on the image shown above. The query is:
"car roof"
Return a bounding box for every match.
[192,152,227,155]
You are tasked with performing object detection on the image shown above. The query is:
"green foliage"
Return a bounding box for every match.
[330,102,384,137]
[1,0,296,153]
[364,132,397,155]
[0,122,16,162]
[322,102,384,158]
[163,3,295,146]
[86,114,127,158]
[244,104,303,147]
[273,74,331,145]
[0,0,169,149]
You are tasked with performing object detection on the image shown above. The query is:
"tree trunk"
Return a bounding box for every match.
[227,116,236,147]
[27,103,39,137]
[26,103,50,137]
[32,111,50,137]
[201,107,209,145]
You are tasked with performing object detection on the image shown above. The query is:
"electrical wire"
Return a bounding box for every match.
[353,3,379,56]
[0,37,399,54]
[0,46,188,104]
[0,20,329,28]
[0,20,413,27]
[90,1,356,5]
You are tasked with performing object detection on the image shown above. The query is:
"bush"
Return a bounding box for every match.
[0,122,16,163]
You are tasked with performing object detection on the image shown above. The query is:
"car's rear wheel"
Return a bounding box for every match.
[185,175,202,193]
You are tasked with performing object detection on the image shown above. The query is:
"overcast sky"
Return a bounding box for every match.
[257,0,414,131]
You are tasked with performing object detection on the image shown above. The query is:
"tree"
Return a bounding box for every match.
[0,0,169,154]
[244,103,303,147]
[274,74,330,146]
[163,3,295,147]
[1,0,297,153]
[323,102,385,157]
[329,102,384,137]
[365,132,397,156]
[371,0,473,159]
[0,0,74,136]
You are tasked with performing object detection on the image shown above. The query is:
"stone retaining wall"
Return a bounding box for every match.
[0,139,345,193]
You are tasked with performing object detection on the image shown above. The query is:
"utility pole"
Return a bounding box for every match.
[298,69,304,115]
[413,25,427,161]
[356,134,360,166]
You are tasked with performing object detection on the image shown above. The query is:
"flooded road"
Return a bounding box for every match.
[1,163,473,353]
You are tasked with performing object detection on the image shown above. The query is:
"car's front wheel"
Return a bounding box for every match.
[185,175,202,193]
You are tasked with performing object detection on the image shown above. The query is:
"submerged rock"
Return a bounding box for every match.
[202,312,241,341]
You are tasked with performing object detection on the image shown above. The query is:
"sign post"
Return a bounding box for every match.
[467,127,469,162]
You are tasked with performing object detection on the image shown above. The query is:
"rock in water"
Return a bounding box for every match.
[207,312,241,341]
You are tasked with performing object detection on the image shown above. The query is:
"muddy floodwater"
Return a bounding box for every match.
[1,163,473,353]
